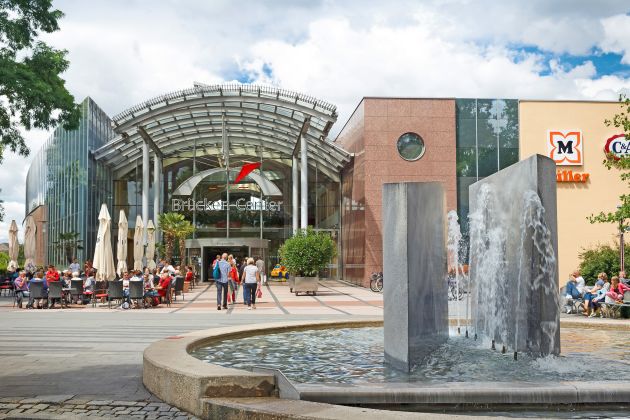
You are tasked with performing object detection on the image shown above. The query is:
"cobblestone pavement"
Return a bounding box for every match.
[0,281,382,419]
[0,397,198,419]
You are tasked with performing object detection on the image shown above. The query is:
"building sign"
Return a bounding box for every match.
[547,130,582,165]
[556,170,589,183]
[604,134,629,160]
[171,198,282,212]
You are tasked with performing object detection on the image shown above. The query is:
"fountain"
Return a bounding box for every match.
[145,154,630,418]
[469,154,560,357]
[382,182,448,371]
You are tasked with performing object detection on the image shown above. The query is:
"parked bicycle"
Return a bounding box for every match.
[370,272,383,292]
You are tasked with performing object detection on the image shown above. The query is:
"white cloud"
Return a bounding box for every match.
[1,0,629,243]
[600,14,630,64]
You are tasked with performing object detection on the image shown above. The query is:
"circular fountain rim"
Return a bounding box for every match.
[143,318,630,418]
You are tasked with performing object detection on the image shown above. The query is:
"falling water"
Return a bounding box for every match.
[469,184,559,356]
[447,210,464,334]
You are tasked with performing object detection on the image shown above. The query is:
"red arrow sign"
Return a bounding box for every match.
[234,162,261,184]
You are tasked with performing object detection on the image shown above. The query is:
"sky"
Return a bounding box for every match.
[1,0,630,242]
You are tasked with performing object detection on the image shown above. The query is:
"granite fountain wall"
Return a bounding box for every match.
[469,154,560,356]
[382,182,448,371]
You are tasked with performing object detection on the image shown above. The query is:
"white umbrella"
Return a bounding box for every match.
[145,219,156,270]
[7,220,18,272]
[116,210,128,276]
[93,204,116,281]
[23,216,37,273]
[133,215,144,271]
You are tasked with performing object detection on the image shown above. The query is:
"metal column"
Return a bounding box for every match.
[300,135,308,229]
[153,155,161,240]
[292,155,299,234]
[142,142,150,243]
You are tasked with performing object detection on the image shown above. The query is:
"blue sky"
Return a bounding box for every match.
[0,0,629,242]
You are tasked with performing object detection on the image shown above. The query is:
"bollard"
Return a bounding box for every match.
[491,340,496,350]
[514,352,518,361]
[501,345,506,354]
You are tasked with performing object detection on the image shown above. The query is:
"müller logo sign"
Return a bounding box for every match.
[547,130,582,165]
[604,134,630,160]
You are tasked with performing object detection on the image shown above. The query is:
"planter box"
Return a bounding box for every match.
[293,276,318,296]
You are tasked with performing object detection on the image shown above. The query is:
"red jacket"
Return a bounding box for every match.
[46,270,60,282]
[157,276,171,297]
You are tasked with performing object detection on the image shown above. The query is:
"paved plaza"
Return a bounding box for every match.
[0,280,383,418]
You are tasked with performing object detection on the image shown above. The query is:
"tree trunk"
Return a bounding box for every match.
[165,235,174,263]
[179,237,186,266]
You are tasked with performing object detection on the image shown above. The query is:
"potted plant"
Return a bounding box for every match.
[279,227,336,296]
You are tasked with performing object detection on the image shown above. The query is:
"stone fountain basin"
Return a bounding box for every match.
[143,319,630,419]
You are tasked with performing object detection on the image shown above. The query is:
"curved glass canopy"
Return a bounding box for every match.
[94,83,351,180]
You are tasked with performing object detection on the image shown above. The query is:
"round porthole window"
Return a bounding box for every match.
[396,132,425,161]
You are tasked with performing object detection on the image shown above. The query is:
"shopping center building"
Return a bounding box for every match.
[25,83,628,286]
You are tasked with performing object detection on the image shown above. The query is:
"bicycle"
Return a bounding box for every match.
[370,272,383,292]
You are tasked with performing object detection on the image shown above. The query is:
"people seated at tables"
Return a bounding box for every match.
[155,272,172,302]
[13,271,30,308]
[620,270,629,287]
[587,273,610,317]
[46,265,60,283]
[61,270,72,288]
[581,272,606,316]
[131,270,143,282]
[83,269,95,304]
[574,270,586,295]
[160,260,175,276]
[27,272,48,309]
[121,272,131,298]
[185,266,194,284]
[69,258,80,274]
[606,276,630,303]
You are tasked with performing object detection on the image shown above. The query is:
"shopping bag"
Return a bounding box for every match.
[256,287,262,299]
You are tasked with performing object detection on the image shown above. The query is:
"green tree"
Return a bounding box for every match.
[279,227,336,277]
[0,0,80,220]
[579,244,630,285]
[588,94,630,259]
[158,212,195,263]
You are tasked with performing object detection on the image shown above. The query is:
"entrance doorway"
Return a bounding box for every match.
[186,238,270,282]
[202,246,248,282]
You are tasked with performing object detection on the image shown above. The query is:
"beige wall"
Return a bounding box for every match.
[519,101,626,285]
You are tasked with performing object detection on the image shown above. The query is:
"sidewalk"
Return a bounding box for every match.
[0,280,384,316]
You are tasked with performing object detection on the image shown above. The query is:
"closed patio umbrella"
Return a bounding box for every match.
[23,216,37,273]
[7,220,18,272]
[93,204,116,281]
[145,219,156,270]
[133,215,144,271]
[116,210,128,276]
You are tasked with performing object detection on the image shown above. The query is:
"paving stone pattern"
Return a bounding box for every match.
[0,397,198,419]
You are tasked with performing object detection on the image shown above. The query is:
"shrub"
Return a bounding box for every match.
[279,227,336,277]
[578,243,629,285]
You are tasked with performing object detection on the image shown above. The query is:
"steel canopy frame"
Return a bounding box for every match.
[94,83,350,176]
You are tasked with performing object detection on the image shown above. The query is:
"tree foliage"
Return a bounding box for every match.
[279,227,336,277]
[158,212,195,263]
[579,244,630,286]
[0,0,80,162]
[588,94,630,230]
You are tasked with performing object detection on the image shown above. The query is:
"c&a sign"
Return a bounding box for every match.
[604,134,630,160]
[547,130,583,165]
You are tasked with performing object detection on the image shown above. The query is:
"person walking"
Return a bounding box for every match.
[216,253,230,310]
[255,256,265,284]
[241,258,261,310]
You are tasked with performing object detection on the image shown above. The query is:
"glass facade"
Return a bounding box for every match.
[25,97,113,266]
[456,98,519,242]
[112,141,341,275]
